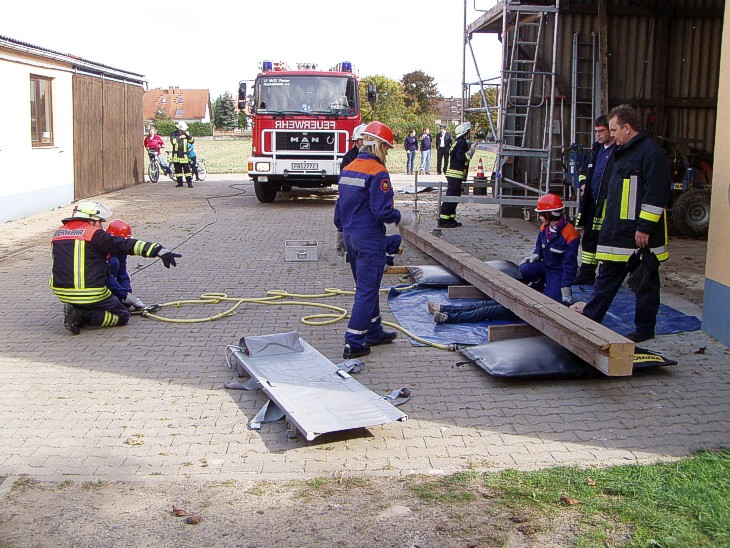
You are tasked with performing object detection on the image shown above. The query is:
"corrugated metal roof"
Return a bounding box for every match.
[0,34,145,82]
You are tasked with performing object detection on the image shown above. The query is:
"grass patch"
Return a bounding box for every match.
[482,449,730,547]
[147,137,497,177]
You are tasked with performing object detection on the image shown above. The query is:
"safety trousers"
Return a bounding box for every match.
[583,260,661,333]
[75,295,130,328]
[439,176,464,219]
[344,229,388,349]
[519,261,564,302]
[173,162,192,185]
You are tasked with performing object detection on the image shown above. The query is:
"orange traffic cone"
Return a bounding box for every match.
[476,157,486,179]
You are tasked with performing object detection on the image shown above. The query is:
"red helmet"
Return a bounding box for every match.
[535,193,564,213]
[361,121,394,148]
[107,219,132,238]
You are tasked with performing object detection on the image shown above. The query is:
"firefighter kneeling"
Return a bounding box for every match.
[50,201,181,335]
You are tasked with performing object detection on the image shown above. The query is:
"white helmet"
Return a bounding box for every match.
[455,121,472,138]
[69,201,113,222]
[352,123,367,141]
[175,121,188,131]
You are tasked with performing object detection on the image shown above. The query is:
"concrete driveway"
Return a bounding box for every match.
[1,174,728,483]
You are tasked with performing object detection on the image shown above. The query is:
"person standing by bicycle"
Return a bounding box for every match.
[170,121,194,188]
[188,141,201,182]
[143,127,173,177]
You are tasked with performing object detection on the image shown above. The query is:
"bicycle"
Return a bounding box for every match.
[147,150,174,183]
[192,157,207,181]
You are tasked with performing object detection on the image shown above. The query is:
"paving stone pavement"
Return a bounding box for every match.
[1,174,728,483]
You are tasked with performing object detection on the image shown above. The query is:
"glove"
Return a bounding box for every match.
[123,292,145,310]
[561,287,572,305]
[520,253,540,265]
[155,246,182,268]
[398,210,419,228]
[335,231,346,257]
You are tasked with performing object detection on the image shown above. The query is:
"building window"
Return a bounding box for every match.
[175,109,183,116]
[161,97,167,104]
[30,75,53,147]
[450,106,459,113]
[177,97,184,103]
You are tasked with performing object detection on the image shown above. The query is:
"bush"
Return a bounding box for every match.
[147,120,213,137]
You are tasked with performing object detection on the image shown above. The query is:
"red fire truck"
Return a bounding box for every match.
[239,61,374,203]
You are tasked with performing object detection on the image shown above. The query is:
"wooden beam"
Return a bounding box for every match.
[384,266,409,275]
[448,285,488,299]
[400,227,634,376]
[488,323,541,342]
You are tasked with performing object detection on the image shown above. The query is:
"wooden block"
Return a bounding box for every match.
[400,226,635,376]
[384,266,409,274]
[448,285,487,299]
[488,323,541,342]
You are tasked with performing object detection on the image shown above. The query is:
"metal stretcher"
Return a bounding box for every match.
[225,332,407,441]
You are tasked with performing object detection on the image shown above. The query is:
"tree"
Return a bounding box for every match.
[468,87,499,140]
[401,70,442,116]
[358,75,419,142]
[213,93,238,131]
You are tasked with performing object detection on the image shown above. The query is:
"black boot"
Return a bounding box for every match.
[64,304,90,335]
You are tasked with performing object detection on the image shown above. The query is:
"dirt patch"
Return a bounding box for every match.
[0,476,599,547]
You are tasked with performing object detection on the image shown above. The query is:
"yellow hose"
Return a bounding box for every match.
[140,287,453,351]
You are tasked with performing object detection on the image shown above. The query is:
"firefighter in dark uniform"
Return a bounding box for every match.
[438,122,479,228]
[50,201,181,335]
[170,121,195,188]
[574,115,615,285]
[333,121,418,359]
[579,104,671,343]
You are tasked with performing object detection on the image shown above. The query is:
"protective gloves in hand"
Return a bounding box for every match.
[335,231,346,257]
[398,209,419,228]
[155,246,182,268]
[520,253,540,265]
[560,287,572,305]
[123,293,145,310]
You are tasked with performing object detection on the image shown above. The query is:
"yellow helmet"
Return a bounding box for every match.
[69,201,113,222]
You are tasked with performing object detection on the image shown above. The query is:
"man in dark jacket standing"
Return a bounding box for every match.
[435,125,453,175]
[574,115,615,285]
[578,104,670,343]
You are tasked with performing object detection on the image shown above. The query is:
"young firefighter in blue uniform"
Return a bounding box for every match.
[105,219,146,311]
[574,115,615,285]
[431,194,579,323]
[50,201,181,335]
[333,121,418,359]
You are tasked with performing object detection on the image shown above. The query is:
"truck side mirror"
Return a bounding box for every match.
[367,83,377,107]
[238,82,247,110]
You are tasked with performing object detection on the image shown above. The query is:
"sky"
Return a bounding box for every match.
[3,0,503,101]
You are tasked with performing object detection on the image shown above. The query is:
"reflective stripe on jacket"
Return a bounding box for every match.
[445,137,471,180]
[170,130,194,163]
[594,131,671,263]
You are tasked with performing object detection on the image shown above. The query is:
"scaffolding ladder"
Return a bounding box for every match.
[571,31,598,147]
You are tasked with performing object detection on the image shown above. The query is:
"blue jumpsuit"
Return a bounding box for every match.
[106,254,133,303]
[334,152,401,351]
[520,217,580,302]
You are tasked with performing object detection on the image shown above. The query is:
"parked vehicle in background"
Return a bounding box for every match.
[239,61,376,203]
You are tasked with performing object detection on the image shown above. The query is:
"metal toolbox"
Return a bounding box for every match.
[284,240,319,262]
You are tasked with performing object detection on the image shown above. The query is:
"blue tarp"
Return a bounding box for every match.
[387,284,702,347]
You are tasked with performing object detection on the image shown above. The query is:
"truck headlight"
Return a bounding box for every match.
[255,162,271,172]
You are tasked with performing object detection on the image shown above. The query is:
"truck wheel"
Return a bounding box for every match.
[254,180,279,203]
[672,189,711,236]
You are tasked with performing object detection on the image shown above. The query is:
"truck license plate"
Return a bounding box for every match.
[292,163,318,170]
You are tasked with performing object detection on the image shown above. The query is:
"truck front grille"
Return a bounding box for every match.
[275,132,336,152]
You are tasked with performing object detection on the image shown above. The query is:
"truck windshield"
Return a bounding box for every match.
[254,75,358,115]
